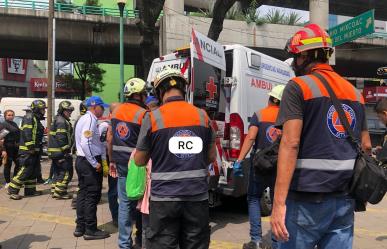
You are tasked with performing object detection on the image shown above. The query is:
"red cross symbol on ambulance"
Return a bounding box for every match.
[206,77,217,100]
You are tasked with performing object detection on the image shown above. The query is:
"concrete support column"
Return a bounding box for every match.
[164,0,184,15]
[309,0,329,29]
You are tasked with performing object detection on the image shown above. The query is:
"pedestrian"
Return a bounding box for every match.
[108,78,147,249]
[73,96,110,240]
[7,100,46,200]
[101,102,120,227]
[374,98,387,162]
[235,85,285,249]
[47,101,74,199]
[1,110,21,189]
[134,68,216,249]
[70,101,87,208]
[270,24,372,249]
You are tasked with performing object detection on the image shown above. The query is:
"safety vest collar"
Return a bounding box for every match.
[163,96,185,104]
[310,63,333,73]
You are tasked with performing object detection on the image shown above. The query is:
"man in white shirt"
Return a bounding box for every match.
[73,96,110,240]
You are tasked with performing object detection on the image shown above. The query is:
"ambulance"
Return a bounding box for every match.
[147,30,294,207]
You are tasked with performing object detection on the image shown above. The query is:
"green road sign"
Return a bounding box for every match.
[329,9,375,46]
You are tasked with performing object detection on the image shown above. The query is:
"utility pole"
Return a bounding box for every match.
[309,0,335,64]
[47,0,54,131]
[117,0,127,102]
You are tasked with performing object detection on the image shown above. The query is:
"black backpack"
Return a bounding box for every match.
[252,136,281,176]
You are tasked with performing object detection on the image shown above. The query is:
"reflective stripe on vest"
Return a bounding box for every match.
[151,169,208,181]
[112,145,135,153]
[296,159,355,171]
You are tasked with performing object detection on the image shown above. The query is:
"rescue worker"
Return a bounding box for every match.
[108,78,147,249]
[7,100,46,200]
[1,110,21,188]
[73,96,110,240]
[47,101,74,199]
[135,68,216,249]
[234,85,285,249]
[271,24,372,248]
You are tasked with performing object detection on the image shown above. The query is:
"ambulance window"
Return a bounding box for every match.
[250,54,261,70]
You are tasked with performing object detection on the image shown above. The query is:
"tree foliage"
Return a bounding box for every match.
[71,63,106,100]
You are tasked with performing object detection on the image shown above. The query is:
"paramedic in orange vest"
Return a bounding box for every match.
[108,78,147,249]
[234,85,285,249]
[134,68,216,249]
[271,24,372,249]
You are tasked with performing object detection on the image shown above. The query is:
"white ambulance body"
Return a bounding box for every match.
[147,44,294,203]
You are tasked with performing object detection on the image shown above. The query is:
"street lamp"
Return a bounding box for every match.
[117,0,127,102]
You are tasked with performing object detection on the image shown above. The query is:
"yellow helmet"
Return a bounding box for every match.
[153,68,188,91]
[268,85,286,101]
[124,78,146,97]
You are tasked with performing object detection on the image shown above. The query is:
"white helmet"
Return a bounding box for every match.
[124,78,146,97]
[268,85,286,101]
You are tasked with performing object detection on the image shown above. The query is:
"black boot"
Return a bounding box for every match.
[73,226,85,237]
[83,229,110,240]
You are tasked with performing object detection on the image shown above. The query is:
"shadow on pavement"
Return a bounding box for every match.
[376,235,387,241]
[209,196,248,235]
[1,234,50,249]
[98,221,118,234]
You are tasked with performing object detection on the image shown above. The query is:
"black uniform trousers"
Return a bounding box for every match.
[75,156,103,232]
[52,155,73,196]
[148,200,210,249]
[8,153,39,195]
[3,148,20,183]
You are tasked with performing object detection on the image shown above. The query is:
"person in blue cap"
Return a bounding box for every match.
[145,95,159,111]
[73,96,110,240]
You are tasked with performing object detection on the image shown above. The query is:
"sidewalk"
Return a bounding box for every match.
[0,160,246,249]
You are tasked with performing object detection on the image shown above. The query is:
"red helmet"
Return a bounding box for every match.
[286,24,333,54]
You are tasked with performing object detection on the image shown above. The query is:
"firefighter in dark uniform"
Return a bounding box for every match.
[135,68,217,249]
[48,101,74,199]
[7,100,46,200]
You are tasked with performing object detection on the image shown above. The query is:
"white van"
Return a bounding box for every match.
[0,97,82,125]
[147,44,294,206]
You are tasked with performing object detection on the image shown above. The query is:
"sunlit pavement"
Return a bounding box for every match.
[0,160,386,249]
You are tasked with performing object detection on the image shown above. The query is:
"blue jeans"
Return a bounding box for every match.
[247,163,277,248]
[279,196,354,249]
[108,175,118,222]
[118,175,138,249]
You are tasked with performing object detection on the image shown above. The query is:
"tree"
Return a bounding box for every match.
[207,0,238,41]
[85,0,100,6]
[136,0,165,78]
[73,63,106,100]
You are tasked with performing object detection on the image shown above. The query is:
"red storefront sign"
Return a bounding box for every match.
[363,86,387,103]
[30,78,75,93]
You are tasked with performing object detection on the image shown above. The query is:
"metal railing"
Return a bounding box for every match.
[0,0,140,18]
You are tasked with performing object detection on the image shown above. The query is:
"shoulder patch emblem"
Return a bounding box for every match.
[83,130,93,138]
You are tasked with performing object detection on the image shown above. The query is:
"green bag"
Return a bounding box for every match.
[126,159,146,200]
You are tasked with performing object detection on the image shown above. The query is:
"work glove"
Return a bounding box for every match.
[102,159,109,177]
[233,160,243,177]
